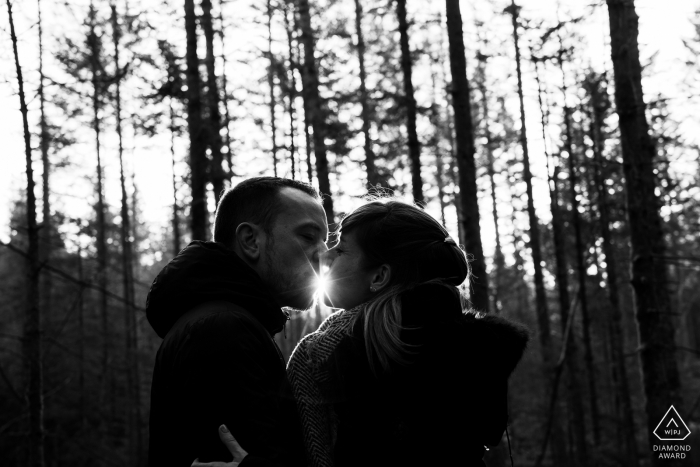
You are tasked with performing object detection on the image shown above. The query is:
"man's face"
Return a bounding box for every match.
[260,187,328,309]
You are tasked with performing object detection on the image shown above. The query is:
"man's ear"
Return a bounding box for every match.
[235,222,263,262]
[370,264,392,292]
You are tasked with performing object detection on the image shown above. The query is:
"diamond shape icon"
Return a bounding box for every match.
[653,405,691,441]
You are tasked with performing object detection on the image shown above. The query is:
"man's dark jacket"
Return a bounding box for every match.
[146,241,306,467]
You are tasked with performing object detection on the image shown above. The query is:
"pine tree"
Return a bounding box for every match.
[185,0,209,240]
[506,2,567,464]
[202,0,226,203]
[396,0,423,204]
[353,0,377,189]
[445,0,489,312]
[296,0,334,223]
[110,4,141,462]
[605,2,683,464]
[8,0,45,463]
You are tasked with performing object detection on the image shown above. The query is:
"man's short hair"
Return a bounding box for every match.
[214,177,321,246]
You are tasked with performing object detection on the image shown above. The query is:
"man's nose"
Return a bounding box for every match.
[319,249,333,270]
[311,243,329,273]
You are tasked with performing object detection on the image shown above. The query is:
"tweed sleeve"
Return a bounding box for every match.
[287,337,336,467]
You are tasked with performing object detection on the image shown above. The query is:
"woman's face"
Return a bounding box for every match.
[320,231,377,310]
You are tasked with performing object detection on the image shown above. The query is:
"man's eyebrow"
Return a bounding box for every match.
[294,222,324,233]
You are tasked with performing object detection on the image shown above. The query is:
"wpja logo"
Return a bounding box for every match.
[652,405,692,460]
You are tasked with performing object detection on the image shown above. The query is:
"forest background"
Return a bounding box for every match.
[1,0,699,466]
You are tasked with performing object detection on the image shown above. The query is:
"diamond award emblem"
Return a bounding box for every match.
[653,405,691,441]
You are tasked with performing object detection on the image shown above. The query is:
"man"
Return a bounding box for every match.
[147,177,328,466]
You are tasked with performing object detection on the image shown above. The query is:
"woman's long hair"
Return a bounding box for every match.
[338,200,470,374]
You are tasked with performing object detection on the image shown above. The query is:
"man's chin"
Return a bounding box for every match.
[283,290,316,311]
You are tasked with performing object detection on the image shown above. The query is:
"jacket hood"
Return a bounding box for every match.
[146,241,288,338]
[401,283,530,377]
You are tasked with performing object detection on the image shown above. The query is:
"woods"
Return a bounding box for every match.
[1,0,700,466]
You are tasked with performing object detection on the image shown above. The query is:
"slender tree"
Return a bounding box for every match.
[185,0,209,240]
[605,2,683,464]
[556,36,600,446]
[296,0,334,222]
[507,2,566,464]
[445,0,489,312]
[217,4,234,172]
[8,1,45,464]
[37,0,52,321]
[266,0,280,177]
[110,5,141,463]
[202,0,226,203]
[170,99,182,256]
[585,72,639,466]
[428,52,447,226]
[86,4,111,407]
[396,0,423,203]
[474,45,505,313]
[353,0,377,188]
[532,52,588,466]
[282,0,298,180]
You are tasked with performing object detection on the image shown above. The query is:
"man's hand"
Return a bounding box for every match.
[191,425,249,467]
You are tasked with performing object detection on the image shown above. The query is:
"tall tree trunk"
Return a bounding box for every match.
[475,52,504,313]
[110,6,140,464]
[77,244,86,429]
[396,0,423,204]
[586,73,639,466]
[38,0,52,323]
[170,99,182,256]
[217,5,234,173]
[507,2,566,464]
[8,1,44,464]
[296,0,333,222]
[201,0,225,203]
[266,0,280,177]
[556,42,599,447]
[428,56,447,227]
[533,55,588,466]
[605,2,683,464]
[185,0,209,240]
[445,0,488,312]
[87,6,111,411]
[353,0,377,189]
[283,1,298,181]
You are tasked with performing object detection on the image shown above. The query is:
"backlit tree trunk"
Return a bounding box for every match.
[185,0,209,240]
[170,99,182,256]
[396,0,423,204]
[353,0,377,189]
[296,0,334,223]
[8,0,45,463]
[507,2,566,464]
[605,2,683,464]
[556,42,599,447]
[283,0,298,180]
[445,0,488,312]
[202,0,225,203]
[533,55,588,466]
[586,73,639,466]
[475,52,504,313]
[87,6,111,408]
[38,0,52,324]
[266,0,280,177]
[110,5,141,463]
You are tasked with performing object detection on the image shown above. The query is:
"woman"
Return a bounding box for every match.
[196,200,529,467]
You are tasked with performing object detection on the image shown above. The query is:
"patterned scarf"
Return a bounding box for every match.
[286,304,366,467]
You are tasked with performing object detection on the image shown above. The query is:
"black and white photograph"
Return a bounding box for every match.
[1,0,699,465]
